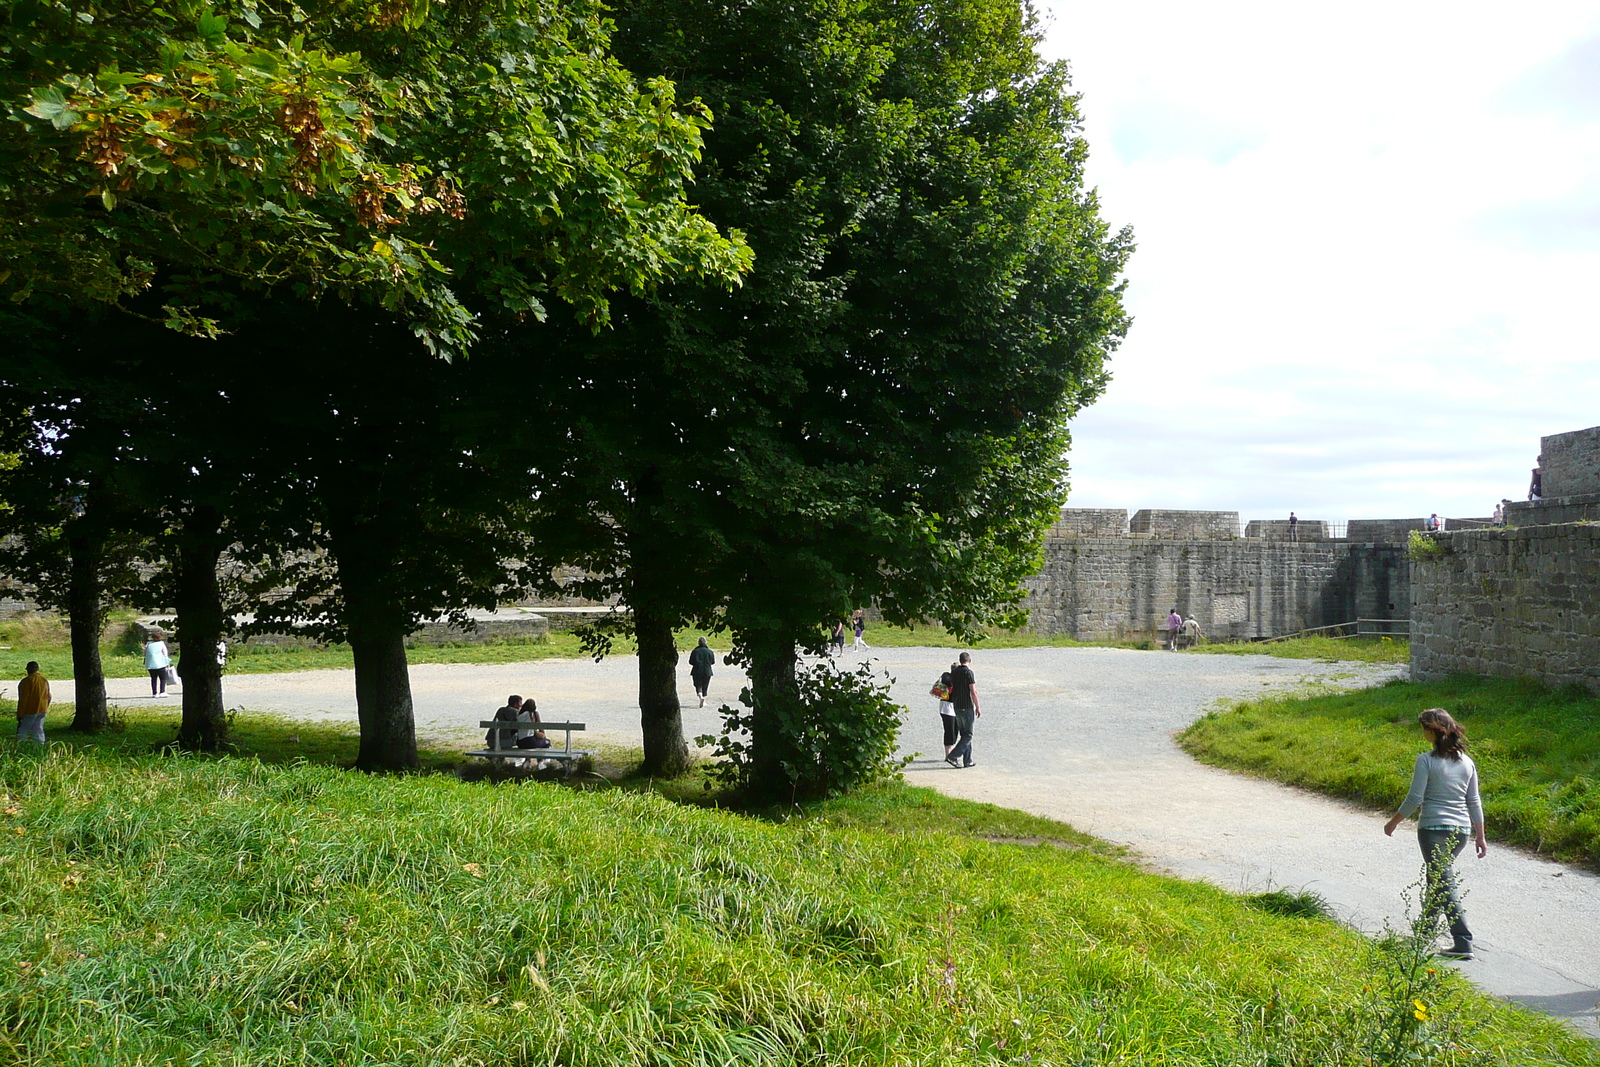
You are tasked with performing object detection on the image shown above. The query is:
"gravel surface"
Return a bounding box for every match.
[58,645,1600,1037]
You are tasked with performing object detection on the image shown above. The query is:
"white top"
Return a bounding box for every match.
[143,640,171,670]
[1398,751,1484,831]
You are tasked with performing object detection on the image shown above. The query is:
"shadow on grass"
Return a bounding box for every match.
[13,700,1122,854]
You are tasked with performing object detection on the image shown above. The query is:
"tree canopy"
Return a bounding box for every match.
[1,0,1131,789]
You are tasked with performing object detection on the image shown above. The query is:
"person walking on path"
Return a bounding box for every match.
[929,663,957,759]
[852,610,868,651]
[688,637,716,708]
[1166,609,1182,651]
[15,661,50,744]
[944,652,981,768]
[1383,708,1487,960]
[143,632,173,697]
[830,620,847,657]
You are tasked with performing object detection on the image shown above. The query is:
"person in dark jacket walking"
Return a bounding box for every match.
[688,637,716,708]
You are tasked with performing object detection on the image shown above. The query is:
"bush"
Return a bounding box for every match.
[699,659,910,799]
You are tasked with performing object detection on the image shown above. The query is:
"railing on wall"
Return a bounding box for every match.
[1357,618,1410,637]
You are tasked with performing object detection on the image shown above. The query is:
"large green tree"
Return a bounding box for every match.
[3,0,750,770]
[529,0,1132,791]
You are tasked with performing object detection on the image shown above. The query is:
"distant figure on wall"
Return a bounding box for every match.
[1529,465,1542,501]
[1288,512,1298,542]
[1492,500,1506,527]
[1166,609,1182,651]
[1426,513,1443,532]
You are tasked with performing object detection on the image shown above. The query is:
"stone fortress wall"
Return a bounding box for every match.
[1022,509,1411,642]
[1412,424,1600,693]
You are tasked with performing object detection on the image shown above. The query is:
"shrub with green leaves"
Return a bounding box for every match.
[698,660,910,800]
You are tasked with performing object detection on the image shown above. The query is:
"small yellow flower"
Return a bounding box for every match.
[1413,999,1429,1022]
[1426,968,1437,976]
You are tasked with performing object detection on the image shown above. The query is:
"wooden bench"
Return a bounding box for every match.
[465,721,590,770]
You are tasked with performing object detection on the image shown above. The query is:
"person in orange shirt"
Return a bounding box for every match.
[15,661,50,744]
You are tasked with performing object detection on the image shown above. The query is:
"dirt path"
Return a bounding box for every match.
[59,645,1600,1036]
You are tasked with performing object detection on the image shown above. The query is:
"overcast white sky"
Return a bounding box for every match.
[1039,2,1600,523]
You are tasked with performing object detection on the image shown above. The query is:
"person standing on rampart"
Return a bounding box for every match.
[1288,512,1298,542]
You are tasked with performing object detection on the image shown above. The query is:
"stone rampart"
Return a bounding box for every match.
[1244,519,1330,542]
[1347,518,1428,543]
[1051,509,1128,537]
[1541,425,1600,497]
[1020,536,1408,641]
[1411,524,1600,693]
[1129,509,1239,540]
[1506,494,1600,527]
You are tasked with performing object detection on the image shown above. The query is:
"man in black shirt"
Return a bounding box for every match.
[944,652,981,768]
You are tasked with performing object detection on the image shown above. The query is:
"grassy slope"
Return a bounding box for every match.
[2,724,1594,1064]
[1180,675,1600,870]
[1188,635,1411,665]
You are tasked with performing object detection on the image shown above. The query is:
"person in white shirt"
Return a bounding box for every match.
[143,632,172,697]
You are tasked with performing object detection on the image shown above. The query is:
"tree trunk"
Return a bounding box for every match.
[349,618,418,772]
[635,605,689,777]
[66,532,109,732]
[173,506,228,751]
[747,630,799,801]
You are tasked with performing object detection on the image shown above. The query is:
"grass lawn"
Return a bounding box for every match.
[1188,635,1411,665]
[3,715,1595,1063]
[1180,675,1600,870]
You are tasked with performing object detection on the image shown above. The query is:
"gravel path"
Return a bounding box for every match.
[61,646,1600,1037]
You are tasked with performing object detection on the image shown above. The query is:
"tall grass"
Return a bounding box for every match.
[2,744,1592,1064]
[1180,675,1600,869]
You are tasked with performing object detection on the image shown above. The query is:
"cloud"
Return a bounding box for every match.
[1038,1,1600,521]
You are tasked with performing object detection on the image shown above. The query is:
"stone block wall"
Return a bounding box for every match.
[1052,509,1129,537]
[1541,425,1600,497]
[1411,524,1600,693]
[1129,509,1239,540]
[1020,536,1408,641]
[1244,519,1330,542]
[1505,495,1600,526]
[1347,518,1428,543]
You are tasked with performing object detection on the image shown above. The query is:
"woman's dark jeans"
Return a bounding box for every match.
[1418,828,1472,944]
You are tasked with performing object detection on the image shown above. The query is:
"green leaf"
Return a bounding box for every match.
[24,86,82,130]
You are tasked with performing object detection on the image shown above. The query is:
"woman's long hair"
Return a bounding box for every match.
[1419,708,1469,760]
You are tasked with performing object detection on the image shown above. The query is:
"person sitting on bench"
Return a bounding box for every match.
[515,698,551,750]
[487,695,524,750]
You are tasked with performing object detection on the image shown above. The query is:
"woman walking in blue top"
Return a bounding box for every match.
[1383,708,1487,960]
